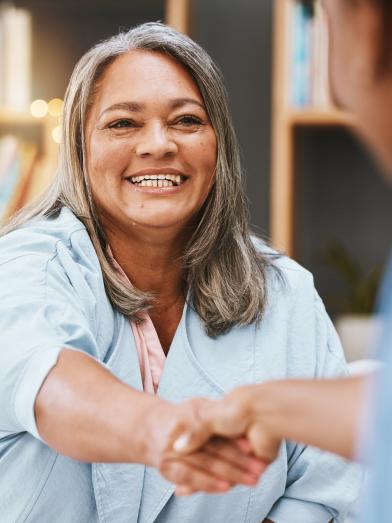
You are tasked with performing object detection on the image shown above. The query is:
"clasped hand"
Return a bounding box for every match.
[154,386,281,496]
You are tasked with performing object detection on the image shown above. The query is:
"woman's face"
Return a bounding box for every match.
[85,50,217,235]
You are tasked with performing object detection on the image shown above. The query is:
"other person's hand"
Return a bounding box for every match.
[170,385,282,494]
[171,376,366,494]
[144,396,267,494]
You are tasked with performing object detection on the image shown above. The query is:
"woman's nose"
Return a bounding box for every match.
[135,123,177,159]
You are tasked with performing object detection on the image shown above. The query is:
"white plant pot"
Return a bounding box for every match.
[335,314,381,362]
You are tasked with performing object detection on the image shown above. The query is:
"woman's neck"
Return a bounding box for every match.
[104,219,188,306]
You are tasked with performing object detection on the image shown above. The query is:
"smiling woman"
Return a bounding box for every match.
[0,22,360,523]
[3,23,270,339]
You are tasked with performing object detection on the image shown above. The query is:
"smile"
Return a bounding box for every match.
[127,174,187,187]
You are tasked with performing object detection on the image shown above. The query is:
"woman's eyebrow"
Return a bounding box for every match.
[99,101,143,118]
[99,98,205,119]
[169,98,206,111]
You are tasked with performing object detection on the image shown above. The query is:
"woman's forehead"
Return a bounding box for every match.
[91,50,203,113]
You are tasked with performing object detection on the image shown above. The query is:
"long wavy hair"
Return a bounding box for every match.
[1,22,276,337]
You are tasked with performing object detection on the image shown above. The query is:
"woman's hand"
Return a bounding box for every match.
[143,396,267,494]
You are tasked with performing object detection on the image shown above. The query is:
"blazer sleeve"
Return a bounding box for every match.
[266,292,363,523]
[0,251,101,441]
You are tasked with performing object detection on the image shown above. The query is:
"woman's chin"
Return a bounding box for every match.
[122,214,192,231]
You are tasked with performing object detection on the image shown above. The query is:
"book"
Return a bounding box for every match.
[288,0,331,109]
[290,2,312,107]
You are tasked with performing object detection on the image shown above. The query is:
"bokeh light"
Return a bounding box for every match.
[30,99,47,118]
[52,125,62,144]
[48,98,63,117]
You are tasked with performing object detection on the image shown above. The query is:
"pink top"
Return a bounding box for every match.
[108,251,166,394]
[130,311,166,394]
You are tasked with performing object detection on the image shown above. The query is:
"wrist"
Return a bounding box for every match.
[121,390,167,465]
[248,381,290,440]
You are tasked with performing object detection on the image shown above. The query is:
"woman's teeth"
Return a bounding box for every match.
[129,174,183,187]
[139,179,174,187]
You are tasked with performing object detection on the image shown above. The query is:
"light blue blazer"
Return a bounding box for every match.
[0,208,361,522]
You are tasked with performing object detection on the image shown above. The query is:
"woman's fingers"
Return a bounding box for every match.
[204,437,267,476]
[162,449,261,489]
[175,485,197,496]
[187,450,261,485]
[160,459,232,494]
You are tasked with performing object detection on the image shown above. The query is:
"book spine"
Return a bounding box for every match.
[291,3,312,107]
[319,2,331,107]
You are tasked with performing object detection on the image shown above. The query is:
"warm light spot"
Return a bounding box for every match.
[30,99,48,118]
[48,98,63,117]
[52,125,62,144]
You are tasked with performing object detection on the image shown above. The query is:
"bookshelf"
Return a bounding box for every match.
[271,0,357,257]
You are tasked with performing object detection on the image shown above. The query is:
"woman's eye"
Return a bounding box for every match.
[176,115,203,126]
[109,119,135,129]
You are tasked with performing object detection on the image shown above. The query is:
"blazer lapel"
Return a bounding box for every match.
[92,304,256,523]
[92,314,146,523]
[138,302,256,523]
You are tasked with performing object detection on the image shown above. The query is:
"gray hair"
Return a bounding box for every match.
[1,22,276,337]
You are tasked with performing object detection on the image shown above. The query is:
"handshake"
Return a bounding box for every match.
[149,382,284,496]
[149,377,359,495]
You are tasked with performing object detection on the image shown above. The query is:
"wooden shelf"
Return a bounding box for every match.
[0,110,44,126]
[286,108,356,127]
[165,0,191,34]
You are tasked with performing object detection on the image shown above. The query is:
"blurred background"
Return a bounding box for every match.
[1,0,391,361]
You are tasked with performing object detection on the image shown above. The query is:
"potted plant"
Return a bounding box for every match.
[317,241,383,362]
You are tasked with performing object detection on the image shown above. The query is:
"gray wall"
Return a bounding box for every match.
[296,127,392,314]
[13,0,165,100]
[193,0,272,238]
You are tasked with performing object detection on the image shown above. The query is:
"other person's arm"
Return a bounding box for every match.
[188,376,365,461]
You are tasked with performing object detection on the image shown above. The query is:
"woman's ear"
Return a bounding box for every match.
[355,0,391,81]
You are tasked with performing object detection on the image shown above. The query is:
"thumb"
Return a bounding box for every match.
[247,423,281,464]
[173,431,203,454]
[173,400,220,454]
